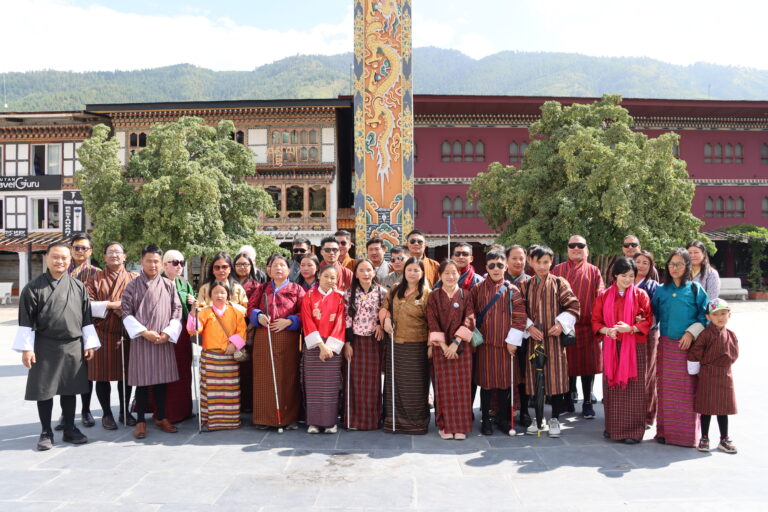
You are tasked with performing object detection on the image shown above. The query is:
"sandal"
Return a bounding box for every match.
[697,437,710,452]
[454,433,466,441]
[718,437,737,454]
[438,429,454,440]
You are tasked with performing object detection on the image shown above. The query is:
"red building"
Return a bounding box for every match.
[411,95,768,276]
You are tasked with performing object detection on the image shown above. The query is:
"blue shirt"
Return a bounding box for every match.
[637,277,660,330]
[651,280,709,340]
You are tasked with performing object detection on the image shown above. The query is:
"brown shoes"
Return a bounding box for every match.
[133,422,147,439]
[154,418,178,433]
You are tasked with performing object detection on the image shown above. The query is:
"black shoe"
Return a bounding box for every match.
[81,411,95,428]
[102,415,118,430]
[655,436,666,444]
[62,427,88,445]
[624,438,639,445]
[481,421,493,436]
[497,421,511,435]
[37,431,54,451]
[564,401,575,414]
[54,415,65,431]
[518,413,533,428]
[603,430,611,439]
[582,402,596,419]
[118,412,137,427]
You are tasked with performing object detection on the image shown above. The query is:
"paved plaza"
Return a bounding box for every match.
[0,302,765,511]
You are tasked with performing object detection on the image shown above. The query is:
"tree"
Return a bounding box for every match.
[469,94,708,260]
[76,117,279,263]
[723,224,768,290]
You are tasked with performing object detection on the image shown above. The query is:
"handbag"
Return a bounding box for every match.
[472,283,509,347]
[212,308,249,362]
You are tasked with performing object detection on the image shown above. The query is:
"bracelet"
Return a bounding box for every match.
[452,337,462,346]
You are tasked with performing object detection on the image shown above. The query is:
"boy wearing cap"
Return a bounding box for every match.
[687,298,739,454]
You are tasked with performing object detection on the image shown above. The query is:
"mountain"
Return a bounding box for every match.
[2,48,767,112]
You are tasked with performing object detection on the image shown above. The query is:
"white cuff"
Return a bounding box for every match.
[686,322,705,339]
[304,331,323,350]
[687,361,701,375]
[163,319,182,344]
[523,318,534,339]
[90,301,109,319]
[505,328,525,347]
[326,336,344,354]
[12,326,35,352]
[82,324,101,350]
[123,315,147,339]
[231,302,247,315]
[555,312,577,335]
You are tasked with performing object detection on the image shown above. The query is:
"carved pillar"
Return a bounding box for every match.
[353,0,413,248]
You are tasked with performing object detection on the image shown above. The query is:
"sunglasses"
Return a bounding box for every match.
[408,238,425,245]
[322,247,339,253]
[168,260,185,267]
[623,243,639,248]
[213,264,230,271]
[453,251,471,257]
[486,262,504,270]
[292,248,307,254]
[337,240,350,246]
[72,246,91,252]
[391,256,405,262]
[568,243,586,249]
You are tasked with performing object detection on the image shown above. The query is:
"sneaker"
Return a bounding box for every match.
[518,413,533,428]
[582,402,596,419]
[548,418,561,438]
[324,425,338,434]
[37,431,54,451]
[285,423,299,430]
[697,437,710,452]
[62,427,88,445]
[526,423,540,435]
[718,437,737,454]
[307,425,320,434]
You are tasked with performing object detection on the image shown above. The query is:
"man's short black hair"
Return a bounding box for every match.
[70,232,94,247]
[47,241,71,254]
[141,244,163,258]
[405,229,425,240]
[292,237,311,247]
[529,245,554,260]
[367,237,385,249]
[390,245,406,255]
[320,236,339,248]
[485,250,506,263]
[334,230,352,239]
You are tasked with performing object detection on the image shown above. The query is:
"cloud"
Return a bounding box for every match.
[0,0,353,72]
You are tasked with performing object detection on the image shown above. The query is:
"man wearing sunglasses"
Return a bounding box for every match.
[318,236,353,291]
[470,251,527,436]
[607,235,660,284]
[405,229,438,288]
[288,237,311,283]
[380,245,407,289]
[335,230,356,272]
[433,242,484,291]
[552,235,605,419]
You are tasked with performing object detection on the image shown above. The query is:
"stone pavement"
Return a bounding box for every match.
[0,302,766,511]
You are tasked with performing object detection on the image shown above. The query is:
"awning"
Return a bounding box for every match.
[702,231,752,243]
[259,230,336,246]
[0,232,68,252]
[424,233,499,248]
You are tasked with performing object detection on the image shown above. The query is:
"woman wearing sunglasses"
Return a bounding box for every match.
[197,252,249,314]
[159,249,197,423]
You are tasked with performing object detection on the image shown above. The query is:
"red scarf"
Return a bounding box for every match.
[458,265,476,290]
[601,284,638,389]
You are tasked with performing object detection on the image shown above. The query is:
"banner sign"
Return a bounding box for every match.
[62,190,84,237]
[0,175,62,191]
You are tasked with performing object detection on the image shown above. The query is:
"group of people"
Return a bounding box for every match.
[13,229,739,455]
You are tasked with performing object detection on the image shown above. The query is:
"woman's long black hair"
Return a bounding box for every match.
[389,257,426,301]
[348,258,383,322]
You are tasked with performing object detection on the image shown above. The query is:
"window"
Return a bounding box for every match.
[128,133,148,149]
[286,186,303,218]
[309,186,326,218]
[309,130,318,144]
[139,133,147,147]
[2,144,29,176]
[31,197,60,230]
[0,197,3,230]
[300,147,308,161]
[452,141,462,162]
[464,141,474,162]
[265,186,281,217]
[465,196,474,218]
[509,141,528,163]
[229,130,245,144]
[62,142,81,176]
[442,196,452,218]
[453,197,463,217]
[414,142,418,162]
[309,147,319,162]
[4,196,27,230]
[300,130,308,144]
[441,141,451,162]
[762,197,768,217]
[414,197,419,217]
[707,195,744,218]
[443,140,486,162]
[705,197,714,218]
[735,197,745,217]
[272,131,281,144]
[762,144,768,164]
[31,144,61,176]
[672,142,680,158]
[705,142,743,164]
[269,127,321,165]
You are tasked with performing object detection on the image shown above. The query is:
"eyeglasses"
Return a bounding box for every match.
[391,256,405,262]
[337,240,350,246]
[568,243,586,249]
[487,262,504,270]
[292,248,307,254]
[168,260,185,267]
[213,264,230,271]
[235,262,250,268]
[105,250,123,256]
[408,238,425,245]
[453,251,471,257]
[322,247,339,253]
[668,262,686,269]
[623,243,639,248]
[72,246,91,252]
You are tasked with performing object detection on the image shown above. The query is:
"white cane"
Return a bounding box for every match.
[346,356,351,430]
[390,319,396,433]
[264,295,283,433]
[121,336,128,426]
[510,354,515,435]
[192,307,202,434]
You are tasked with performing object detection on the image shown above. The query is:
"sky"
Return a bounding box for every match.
[1,0,765,73]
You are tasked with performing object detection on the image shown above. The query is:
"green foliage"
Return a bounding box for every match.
[4,50,768,111]
[76,118,278,263]
[723,224,768,290]
[469,94,706,258]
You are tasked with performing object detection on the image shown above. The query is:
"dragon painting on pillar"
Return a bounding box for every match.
[353,0,414,248]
